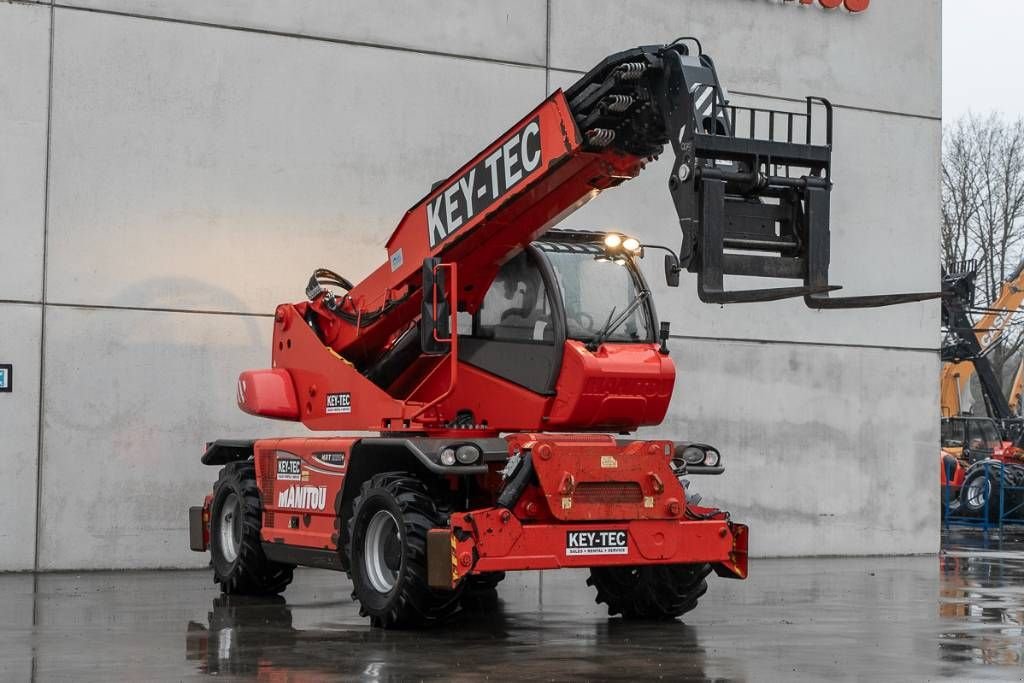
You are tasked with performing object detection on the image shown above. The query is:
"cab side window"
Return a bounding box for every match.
[474,252,553,343]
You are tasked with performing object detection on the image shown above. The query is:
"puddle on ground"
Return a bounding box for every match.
[939,529,1024,667]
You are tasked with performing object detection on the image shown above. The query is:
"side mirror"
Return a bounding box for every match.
[638,243,683,288]
[664,253,681,288]
[421,258,452,355]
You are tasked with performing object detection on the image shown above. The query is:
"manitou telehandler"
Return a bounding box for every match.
[188,40,931,628]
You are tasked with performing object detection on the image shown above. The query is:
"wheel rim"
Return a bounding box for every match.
[364,509,402,593]
[219,492,241,563]
[965,477,991,510]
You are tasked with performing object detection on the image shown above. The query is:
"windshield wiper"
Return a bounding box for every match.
[586,290,649,351]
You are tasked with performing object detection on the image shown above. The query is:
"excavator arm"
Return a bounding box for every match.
[968,258,1024,352]
[941,258,1024,417]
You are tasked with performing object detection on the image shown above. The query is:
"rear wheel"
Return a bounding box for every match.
[347,473,463,628]
[587,563,711,620]
[210,462,294,595]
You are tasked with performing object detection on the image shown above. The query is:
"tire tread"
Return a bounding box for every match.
[211,462,294,596]
[588,563,711,620]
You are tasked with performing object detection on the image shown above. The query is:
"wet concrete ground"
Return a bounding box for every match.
[1,530,1022,681]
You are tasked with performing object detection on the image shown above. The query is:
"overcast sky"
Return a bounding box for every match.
[943,1,1024,123]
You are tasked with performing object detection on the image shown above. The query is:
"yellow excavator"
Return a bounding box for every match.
[940,258,1024,417]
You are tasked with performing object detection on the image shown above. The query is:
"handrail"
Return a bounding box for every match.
[407,263,459,423]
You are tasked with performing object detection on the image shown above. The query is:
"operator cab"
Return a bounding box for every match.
[941,416,1003,463]
[459,230,657,395]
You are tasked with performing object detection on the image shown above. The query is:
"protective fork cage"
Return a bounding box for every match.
[566,41,934,308]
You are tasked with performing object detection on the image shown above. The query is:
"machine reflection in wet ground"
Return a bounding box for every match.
[940,528,1024,667]
[2,534,1023,681]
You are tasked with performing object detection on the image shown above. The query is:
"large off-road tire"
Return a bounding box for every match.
[347,472,463,628]
[587,563,712,620]
[959,462,1005,524]
[210,462,294,595]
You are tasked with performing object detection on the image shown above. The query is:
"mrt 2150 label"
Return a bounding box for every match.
[427,115,542,248]
[566,530,628,556]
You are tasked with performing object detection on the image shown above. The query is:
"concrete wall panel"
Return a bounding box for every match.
[550,0,941,118]
[46,9,546,315]
[0,304,42,571]
[59,0,547,65]
[36,306,303,569]
[641,338,939,556]
[550,71,940,350]
[0,2,49,303]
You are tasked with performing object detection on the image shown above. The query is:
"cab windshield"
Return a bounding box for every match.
[539,244,653,344]
[942,419,1001,451]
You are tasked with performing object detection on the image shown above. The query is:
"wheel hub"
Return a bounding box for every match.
[364,509,402,593]
[965,477,991,510]
[218,492,241,563]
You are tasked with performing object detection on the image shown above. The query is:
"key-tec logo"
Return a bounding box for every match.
[784,0,869,11]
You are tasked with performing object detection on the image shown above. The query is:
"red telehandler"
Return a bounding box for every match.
[188,40,932,628]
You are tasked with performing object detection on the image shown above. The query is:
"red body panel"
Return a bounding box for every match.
[547,341,674,431]
[254,437,359,551]
[507,433,683,521]
[237,369,300,420]
[448,511,747,578]
[408,359,552,431]
[440,435,743,581]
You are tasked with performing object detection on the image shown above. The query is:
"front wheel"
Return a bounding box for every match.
[209,462,294,595]
[959,463,1004,524]
[347,473,463,628]
[587,563,711,620]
